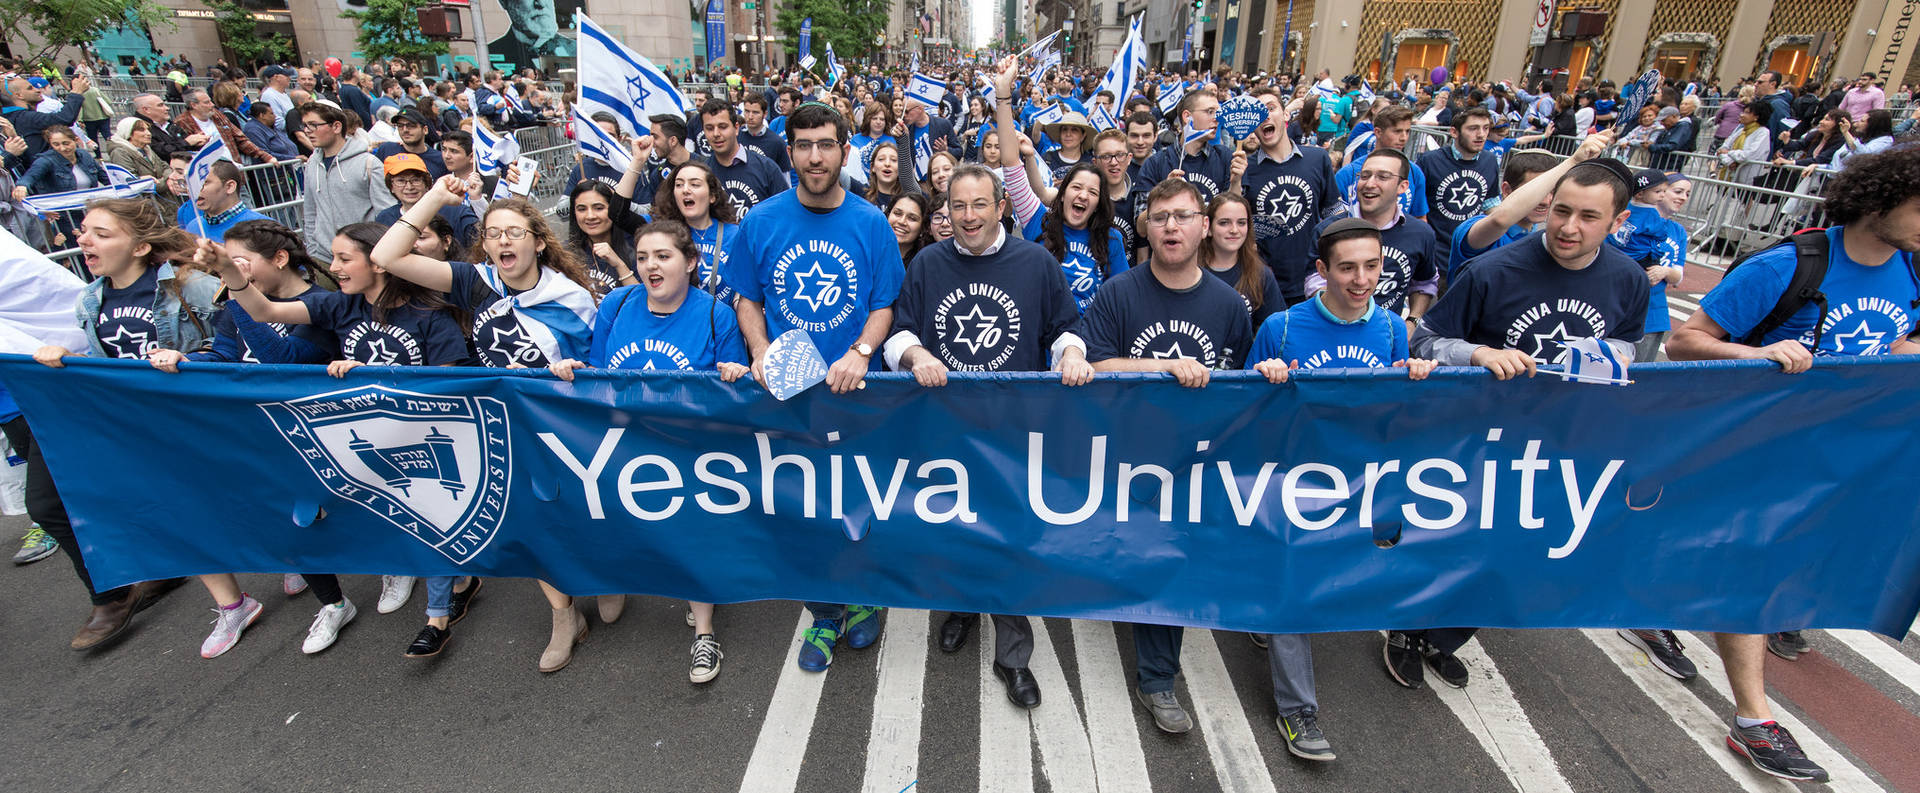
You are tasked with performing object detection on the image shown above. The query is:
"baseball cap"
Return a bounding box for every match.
[1656,106,1680,121]
[393,107,429,126]
[382,152,430,178]
[1632,168,1667,195]
[26,76,48,89]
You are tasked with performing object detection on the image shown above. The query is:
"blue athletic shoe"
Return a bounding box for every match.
[844,605,885,649]
[797,618,842,672]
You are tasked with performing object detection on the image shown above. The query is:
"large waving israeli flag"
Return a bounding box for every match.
[578,12,694,138]
[184,136,233,211]
[1095,17,1146,103]
[572,107,632,172]
[20,179,157,214]
[826,42,845,87]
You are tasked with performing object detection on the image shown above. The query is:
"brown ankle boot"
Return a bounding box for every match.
[538,603,588,673]
[597,594,626,624]
[71,587,139,650]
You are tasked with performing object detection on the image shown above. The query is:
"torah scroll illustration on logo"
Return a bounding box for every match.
[259,385,511,564]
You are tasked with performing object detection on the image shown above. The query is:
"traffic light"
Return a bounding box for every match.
[1192,0,1202,10]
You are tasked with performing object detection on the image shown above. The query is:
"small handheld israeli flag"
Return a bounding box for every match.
[1089,103,1119,132]
[1557,336,1633,386]
[910,50,920,75]
[799,54,817,71]
[572,107,632,172]
[1032,102,1065,128]
[184,136,233,211]
[906,72,947,108]
[763,329,829,401]
[1157,82,1189,116]
[1312,80,1340,99]
[1182,120,1212,146]
[102,163,136,187]
[977,73,996,107]
[1356,80,1376,103]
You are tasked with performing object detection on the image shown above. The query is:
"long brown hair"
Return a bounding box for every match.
[85,197,198,272]
[482,198,600,297]
[1206,193,1266,313]
[334,223,465,325]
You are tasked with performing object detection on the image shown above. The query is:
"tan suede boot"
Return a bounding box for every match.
[539,603,588,673]
[597,594,626,623]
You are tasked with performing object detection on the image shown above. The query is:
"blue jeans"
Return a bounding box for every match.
[424,576,466,618]
[1132,623,1184,694]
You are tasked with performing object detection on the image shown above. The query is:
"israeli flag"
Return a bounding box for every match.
[1089,103,1119,132]
[1558,336,1632,386]
[102,163,136,187]
[184,136,233,212]
[977,73,996,107]
[1157,82,1189,116]
[1095,17,1146,103]
[1032,103,1065,128]
[906,73,947,108]
[1357,80,1376,103]
[20,179,156,214]
[826,42,845,87]
[473,122,521,201]
[573,108,632,172]
[799,54,817,71]
[910,50,920,76]
[1312,80,1340,99]
[1028,47,1060,88]
[1017,30,1062,60]
[577,12,695,138]
[1182,120,1211,146]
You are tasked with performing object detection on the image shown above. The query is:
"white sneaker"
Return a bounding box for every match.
[282,574,308,596]
[302,598,358,654]
[200,595,263,659]
[377,576,415,614]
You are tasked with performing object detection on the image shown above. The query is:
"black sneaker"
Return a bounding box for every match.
[1249,633,1269,650]
[1420,639,1470,688]
[1383,631,1424,689]
[1619,629,1699,680]
[405,624,450,658]
[446,577,482,626]
[1726,721,1829,782]
[1767,631,1809,660]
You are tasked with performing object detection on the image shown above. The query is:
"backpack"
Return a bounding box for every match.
[1721,228,1829,349]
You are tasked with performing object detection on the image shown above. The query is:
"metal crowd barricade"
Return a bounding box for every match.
[1407,125,1453,157]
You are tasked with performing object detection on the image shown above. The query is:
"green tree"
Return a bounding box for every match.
[342,0,450,65]
[774,0,893,64]
[208,0,294,65]
[0,0,172,67]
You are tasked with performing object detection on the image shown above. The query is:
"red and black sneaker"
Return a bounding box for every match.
[1726,721,1829,782]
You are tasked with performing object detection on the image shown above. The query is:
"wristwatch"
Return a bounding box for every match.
[850,342,874,358]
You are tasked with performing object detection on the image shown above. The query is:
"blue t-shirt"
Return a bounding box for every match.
[94,266,161,359]
[719,190,905,366]
[1700,227,1919,355]
[1420,231,1649,364]
[1248,294,1408,369]
[1317,94,1353,134]
[297,291,471,366]
[1607,202,1669,266]
[1021,207,1131,313]
[589,286,747,370]
[369,143,450,179]
[706,147,789,216]
[891,236,1081,372]
[1135,141,1235,204]
[1448,212,1532,284]
[188,288,336,364]
[1646,218,1688,334]
[689,219,741,304]
[737,126,792,172]
[1077,266,1253,369]
[1335,157,1429,218]
[1244,146,1340,304]
[186,205,272,242]
[1206,262,1286,329]
[446,262,596,368]
[1416,146,1502,240]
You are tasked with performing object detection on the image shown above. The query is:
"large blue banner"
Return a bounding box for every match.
[704,0,726,67]
[3,355,1919,637]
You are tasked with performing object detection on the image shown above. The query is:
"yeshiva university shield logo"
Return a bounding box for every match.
[258,386,511,564]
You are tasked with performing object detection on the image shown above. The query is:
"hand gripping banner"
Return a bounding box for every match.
[3,356,1919,638]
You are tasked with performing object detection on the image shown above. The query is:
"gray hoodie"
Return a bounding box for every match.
[301,131,396,261]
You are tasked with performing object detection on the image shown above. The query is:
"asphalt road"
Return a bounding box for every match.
[3,512,1917,793]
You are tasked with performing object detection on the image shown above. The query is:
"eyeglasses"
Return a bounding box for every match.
[302,121,335,130]
[930,213,951,225]
[789,139,841,155]
[1145,210,1204,227]
[1356,169,1403,183]
[1093,152,1129,162]
[481,227,533,240]
[951,200,999,217]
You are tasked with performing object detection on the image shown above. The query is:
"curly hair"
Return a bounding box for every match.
[483,198,601,297]
[650,160,738,225]
[1823,146,1920,224]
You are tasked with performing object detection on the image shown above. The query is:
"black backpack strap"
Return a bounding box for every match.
[1740,231,1831,348]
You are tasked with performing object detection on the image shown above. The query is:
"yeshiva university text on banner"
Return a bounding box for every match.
[3,356,1919,638]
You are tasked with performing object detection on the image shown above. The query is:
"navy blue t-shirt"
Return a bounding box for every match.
[1419,231,1649,364]
[1416,146,1502,239]
[1206,262,1285,329]
[446,262,596,368]
[370,143,449,178]
[1701,227,1919,355]
[1078,265,1253,369]
[297,291,471,366]
[1308,210,1440,316]
[737,126,792,172]
[892,236,1081,372]
[707,147,789,215]
[588,286,747,370]
[1135,141,1235,204]
[94,266,161,359]
[374,203,479,248]
[1244,146,1340,304]
[189,287,336,363]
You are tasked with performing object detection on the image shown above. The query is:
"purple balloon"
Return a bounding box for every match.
[1430,66,1448,87]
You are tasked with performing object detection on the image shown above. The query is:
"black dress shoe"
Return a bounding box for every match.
[447,577,482,626]
[939,612,975,653]
[993,663,1041,709]
[405,624,450,657]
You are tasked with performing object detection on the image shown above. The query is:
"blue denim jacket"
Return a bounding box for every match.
[74,263,222,357]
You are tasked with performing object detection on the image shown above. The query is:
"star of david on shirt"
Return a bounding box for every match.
[790,261,840,312]
[952,304,1000,355]
[1447,181,1479,212]
[1532,322,1577,363]
[485,321,542,364]
[363,337,402,365]
[1832,318,1887,354]
[100,325,151,359]
[1151,342,1191,360]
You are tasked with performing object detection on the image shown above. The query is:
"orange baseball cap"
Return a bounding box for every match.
[382,152,430,178]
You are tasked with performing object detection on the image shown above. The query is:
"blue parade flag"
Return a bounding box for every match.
[704,0,727,67]
[799,18,812,61]
[4,355,1920,638]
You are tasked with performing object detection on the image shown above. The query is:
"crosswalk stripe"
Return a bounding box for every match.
[1580,630,1795,792]
[980,618,1034,793]
[1070,620,1154,793]
[1910,615,1919,637]
[861,609,929,793]
[1426,637,1575,793]
[1822,629,1920,703]
[1183,631,1279,793]
[739,611,831,793]
[1024,618,1099,791]
[1676,631,1888,792]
